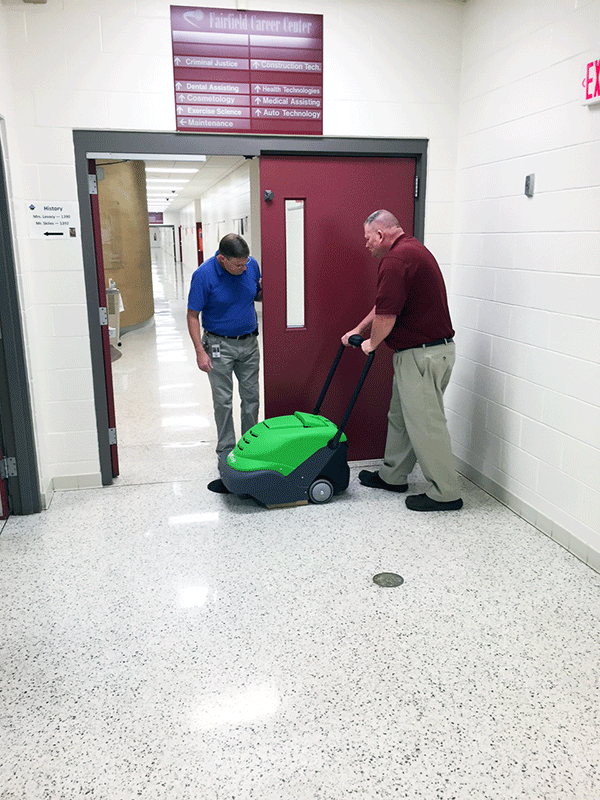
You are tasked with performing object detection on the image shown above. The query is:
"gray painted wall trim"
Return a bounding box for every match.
[73,130,428,485]
[0,138,41,514]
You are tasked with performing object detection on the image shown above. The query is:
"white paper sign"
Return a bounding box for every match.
[26,201,80,239]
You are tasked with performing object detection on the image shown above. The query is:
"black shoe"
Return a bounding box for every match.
[358,470,408,493]
[405,493,463,511]
[207,479,231,494]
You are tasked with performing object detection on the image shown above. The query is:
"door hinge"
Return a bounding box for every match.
[108,428,117,446]
[414,175,419,199]
[88,174,98,195]
[0,457,17,480]
[99,307,108,326]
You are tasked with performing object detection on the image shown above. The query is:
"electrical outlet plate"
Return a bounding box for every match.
[524,174,535,197]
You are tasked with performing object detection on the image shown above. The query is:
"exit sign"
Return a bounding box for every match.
[582,57,600,105]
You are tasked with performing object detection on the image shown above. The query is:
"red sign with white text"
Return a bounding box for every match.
[171,6,323,135]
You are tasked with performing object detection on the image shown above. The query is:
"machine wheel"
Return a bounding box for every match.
[308,478,334,504]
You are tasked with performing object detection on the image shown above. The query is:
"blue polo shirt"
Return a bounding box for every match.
[187,251,261,337]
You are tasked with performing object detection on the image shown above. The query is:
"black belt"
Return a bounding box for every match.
[396,337,453,353]
[205,328,258,341]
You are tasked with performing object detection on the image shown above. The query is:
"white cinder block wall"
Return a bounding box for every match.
[446,0,600,568]
[200,161,253,258]
[172,158,258,273]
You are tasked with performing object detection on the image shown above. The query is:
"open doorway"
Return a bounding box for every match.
[91,154,263,485]
[74,131,428,485]
[150,226,177,264]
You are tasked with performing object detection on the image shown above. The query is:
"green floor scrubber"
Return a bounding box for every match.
[218,336,374,508]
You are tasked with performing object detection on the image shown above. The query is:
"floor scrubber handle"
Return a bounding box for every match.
[327,338,375,449]
[312,335,366,416]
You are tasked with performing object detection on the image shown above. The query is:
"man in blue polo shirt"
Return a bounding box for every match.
[187,233,262,492]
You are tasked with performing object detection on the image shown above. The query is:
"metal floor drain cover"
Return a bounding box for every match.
[373,572,404,587]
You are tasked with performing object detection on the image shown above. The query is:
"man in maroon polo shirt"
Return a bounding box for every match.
[342,209,463,511]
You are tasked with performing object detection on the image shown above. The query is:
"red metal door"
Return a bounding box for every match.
[260,155,416,461]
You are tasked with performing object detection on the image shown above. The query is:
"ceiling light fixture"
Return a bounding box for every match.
[146,178,190,184]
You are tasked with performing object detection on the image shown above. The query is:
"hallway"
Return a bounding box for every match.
[1,245,599,799]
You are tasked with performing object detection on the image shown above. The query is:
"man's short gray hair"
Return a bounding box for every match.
[364,210,400,228]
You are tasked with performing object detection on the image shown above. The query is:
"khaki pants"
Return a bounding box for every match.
[379,342,461,502]
[203,332,260,457]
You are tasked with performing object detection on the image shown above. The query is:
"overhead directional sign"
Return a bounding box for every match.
[26,202,79,239]
[171,6,323,135]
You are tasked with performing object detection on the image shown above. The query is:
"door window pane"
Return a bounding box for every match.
[285,199,305,328]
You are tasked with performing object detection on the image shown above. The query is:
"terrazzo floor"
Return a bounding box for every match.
[1,245,599,799]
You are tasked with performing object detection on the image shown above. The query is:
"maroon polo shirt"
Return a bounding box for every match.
[375,234,454,351]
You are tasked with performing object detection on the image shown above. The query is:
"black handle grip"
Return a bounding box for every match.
[328,349,375,449]
[312,335,373,417]
[348,334,364,347]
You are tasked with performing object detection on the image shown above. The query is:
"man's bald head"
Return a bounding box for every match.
[363,210,404,258]
[364,210,401,230]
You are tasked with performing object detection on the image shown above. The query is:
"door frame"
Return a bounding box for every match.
[73,130,428,485]
[0,128,41,515]
[149,224,178,262]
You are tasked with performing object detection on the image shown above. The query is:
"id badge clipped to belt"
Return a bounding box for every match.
[211,342,221,359]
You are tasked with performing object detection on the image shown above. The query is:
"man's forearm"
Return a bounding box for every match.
[368,314,396,349]
[186,310,205,355]
[355,306,376,335]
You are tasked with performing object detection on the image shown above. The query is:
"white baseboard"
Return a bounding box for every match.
[52,473,103,492]
[455,457,600,576]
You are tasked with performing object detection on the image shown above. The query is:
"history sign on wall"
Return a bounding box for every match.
[170,6,323,135]
[26,201,80,239]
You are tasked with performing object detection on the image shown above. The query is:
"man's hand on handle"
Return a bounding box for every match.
[344,312,395,355]
[342,306,377,349]
[341,329,362,347]
[361,339,376,355]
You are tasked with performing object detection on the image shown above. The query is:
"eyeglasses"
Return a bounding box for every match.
[225,256,249,269]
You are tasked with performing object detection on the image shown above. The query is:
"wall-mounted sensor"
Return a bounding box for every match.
[524,174,535,197]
